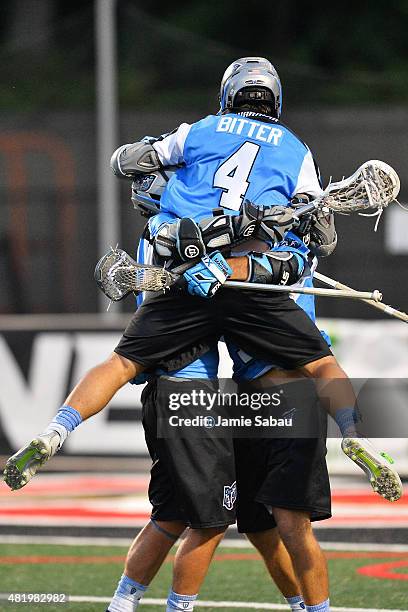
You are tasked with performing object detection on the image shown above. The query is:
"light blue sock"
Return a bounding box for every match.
[306,599,330,611]
[166,589,197,611]
[44,405,83,446]
[286,595,306,610]
[334,407,358,437]
[108,574,147,611]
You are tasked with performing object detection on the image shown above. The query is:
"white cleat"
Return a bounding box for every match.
[3,432,60,491]
[342,437,403,502]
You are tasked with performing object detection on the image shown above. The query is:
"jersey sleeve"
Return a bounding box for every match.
[293,148,323,199]
[152,123,192,166]
[148,210,178,237]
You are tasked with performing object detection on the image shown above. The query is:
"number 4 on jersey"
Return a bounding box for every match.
[213,141,260,210]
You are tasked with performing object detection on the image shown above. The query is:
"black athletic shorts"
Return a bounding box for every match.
[115,287,332,372]
[234,436,332,533]
[142,377,237,529]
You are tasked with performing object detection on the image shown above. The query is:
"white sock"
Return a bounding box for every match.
[166,589,197,611]
[108,574,147,612]
[306,599,330,612]
[286,595,306,610]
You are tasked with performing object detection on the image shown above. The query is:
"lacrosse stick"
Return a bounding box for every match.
[314,271,408,323]
[94,247,382,303]
[95,160,397,304]
[293,160,400,230]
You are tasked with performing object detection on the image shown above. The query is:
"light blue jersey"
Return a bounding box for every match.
[149,112,322,236]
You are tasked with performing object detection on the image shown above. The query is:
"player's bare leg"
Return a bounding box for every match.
[166,526,226,609]
[246,529,304,608]
[300,356,402,501]
[124,521,185,585]
[107,520,185,612]
[273,508,329,608]
[64,352,141,418]
[4,353,143,490]
[300,355,357,423]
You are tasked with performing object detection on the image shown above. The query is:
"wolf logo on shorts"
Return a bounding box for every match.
[223,481,237,510]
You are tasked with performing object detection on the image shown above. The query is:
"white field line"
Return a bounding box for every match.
[0,594,405,612]
[1,534,408,553]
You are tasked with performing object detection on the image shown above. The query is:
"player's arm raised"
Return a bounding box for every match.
[110,124,192,179]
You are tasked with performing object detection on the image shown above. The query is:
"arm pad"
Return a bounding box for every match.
[197,201,297,253]
[111,142,161,179]
[246,250,306,286]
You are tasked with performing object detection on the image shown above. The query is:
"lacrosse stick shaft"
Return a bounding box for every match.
[223,280,382,302]
[293,201,319,218]
[314,271,408,323]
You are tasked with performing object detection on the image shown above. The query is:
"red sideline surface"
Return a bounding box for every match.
[1,475,406,527]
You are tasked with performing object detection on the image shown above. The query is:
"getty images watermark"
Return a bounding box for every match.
[166,389,294,430]
[168,389,282,410]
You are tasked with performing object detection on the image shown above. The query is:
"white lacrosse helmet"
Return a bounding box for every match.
[219,57,282,118]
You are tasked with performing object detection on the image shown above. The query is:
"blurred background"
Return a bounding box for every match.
[0,0,408,316]
[0,1,408,545]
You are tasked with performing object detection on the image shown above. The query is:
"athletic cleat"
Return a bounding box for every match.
[342,437,403,502]
[3,432,60,491]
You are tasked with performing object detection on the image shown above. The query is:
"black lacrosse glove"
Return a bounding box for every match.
[154,217,206,262]
[290,194,337,256]
[232,200,265,241]
[233,200,297,245]
[176,218,206,261]
[257,205,298,243]
[308,208,337,257]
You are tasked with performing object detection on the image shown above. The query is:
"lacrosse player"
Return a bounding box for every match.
[103,174,332,612]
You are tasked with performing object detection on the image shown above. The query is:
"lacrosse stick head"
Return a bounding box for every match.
[322,159,400,214]
[94,247,176,301]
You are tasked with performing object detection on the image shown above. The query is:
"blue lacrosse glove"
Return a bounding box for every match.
[183,251,232,298]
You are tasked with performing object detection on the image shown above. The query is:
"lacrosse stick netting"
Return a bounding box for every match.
[319,159,400,216]
[94,248,176,300]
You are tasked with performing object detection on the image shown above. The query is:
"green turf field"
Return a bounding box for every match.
[0,542,407,611]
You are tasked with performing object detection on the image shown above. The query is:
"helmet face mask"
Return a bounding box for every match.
[219,57,282,118]
[131,167,177,217]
